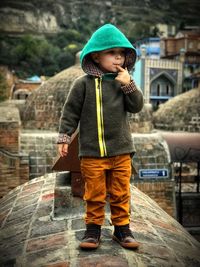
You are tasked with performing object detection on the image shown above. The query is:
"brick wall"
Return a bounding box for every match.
[0,106,29,198]
[0,122,19,154]
[131,132,176,217]
[133,180,176,217]
[0,151,29,198]
[20,130,58,179]
[14,82,41,92]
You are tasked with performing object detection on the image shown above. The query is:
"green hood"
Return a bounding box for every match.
[80,24,137,75]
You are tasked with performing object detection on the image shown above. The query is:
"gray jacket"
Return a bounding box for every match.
[58,74,143,157]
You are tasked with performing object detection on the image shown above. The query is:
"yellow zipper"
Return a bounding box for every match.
[95,78,107,157]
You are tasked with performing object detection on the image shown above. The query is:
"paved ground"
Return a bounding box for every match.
[0,173,200,267]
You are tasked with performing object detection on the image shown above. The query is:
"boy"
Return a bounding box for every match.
[57,24,143,249]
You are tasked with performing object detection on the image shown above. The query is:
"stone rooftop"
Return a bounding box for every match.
[22,63,84,131]
[153,88,200,132]
[0,173,200,267]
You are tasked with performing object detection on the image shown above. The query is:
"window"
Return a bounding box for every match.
[166,85,169,95]
[189,42,193,49]
[157,84,160,96]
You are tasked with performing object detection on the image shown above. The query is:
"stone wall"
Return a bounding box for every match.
[128,103,153,133]
[131,132,176,217]
[0,106,29,197]
[0,151,29,198]
[134,180,176,217]
[0,106,20,154]
[20,130,58,179]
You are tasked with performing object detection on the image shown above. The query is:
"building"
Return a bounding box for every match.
[153,23,176,38]
[133,46,183,109]
[160,28,200,91]
[135,37,160,59]
[11,76,42,100]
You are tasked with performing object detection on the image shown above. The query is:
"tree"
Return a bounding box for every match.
[0,73,8,102]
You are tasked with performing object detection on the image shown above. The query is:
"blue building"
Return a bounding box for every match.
[132,45,183,109]
[135,37,160,59]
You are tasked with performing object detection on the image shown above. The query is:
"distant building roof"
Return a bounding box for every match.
[26,75,41,82]
[153,88,200,132]
[22,63,84,130]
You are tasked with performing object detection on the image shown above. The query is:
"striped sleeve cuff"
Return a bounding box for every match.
[57,133,71,144]
[121,80,138,94]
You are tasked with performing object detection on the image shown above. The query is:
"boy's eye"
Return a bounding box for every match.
[106,50,115,54]
[108,50,125,55]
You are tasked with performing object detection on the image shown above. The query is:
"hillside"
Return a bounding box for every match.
[0,0,199,79]
[0,0,199,38]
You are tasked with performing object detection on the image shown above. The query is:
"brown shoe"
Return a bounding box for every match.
[80,224,101,249]
[113,224,140,249]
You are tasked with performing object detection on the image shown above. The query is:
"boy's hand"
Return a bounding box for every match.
[115,66,131,85]
[58,143,68,157]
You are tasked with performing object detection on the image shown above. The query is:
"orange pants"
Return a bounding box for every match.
[80,154,132,226]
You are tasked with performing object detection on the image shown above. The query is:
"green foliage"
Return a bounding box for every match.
[53,29,84,48]
[0,21,159,78]
[0,30,85,78]
[0,73,8,102]
[8,35,61,77]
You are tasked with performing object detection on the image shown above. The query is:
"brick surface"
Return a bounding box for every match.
[6,204,37,222]
[148,218,178,232]
[0,210,10,227]
[42,193,56,201]
[0,173,200,267]
[43,262,70,267]
[0,223,29,260]
[22,181,44,193]
[23,248,68,267]
[77,255,129,267]
[30,220,67,238]
[26,233,66,252]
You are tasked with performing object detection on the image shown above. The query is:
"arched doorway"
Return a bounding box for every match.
[150,72,175,109]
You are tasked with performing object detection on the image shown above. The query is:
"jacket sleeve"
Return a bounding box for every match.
[121,80,144,113]
[57,77,85,144]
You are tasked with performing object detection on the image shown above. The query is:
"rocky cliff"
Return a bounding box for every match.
[0,0,199,36]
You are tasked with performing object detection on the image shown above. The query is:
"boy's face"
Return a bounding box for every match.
[92,48,126,73]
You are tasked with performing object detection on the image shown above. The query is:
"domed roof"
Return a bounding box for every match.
[22,63,84,130]
[153,88,200,131]
[0,173,200,266]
